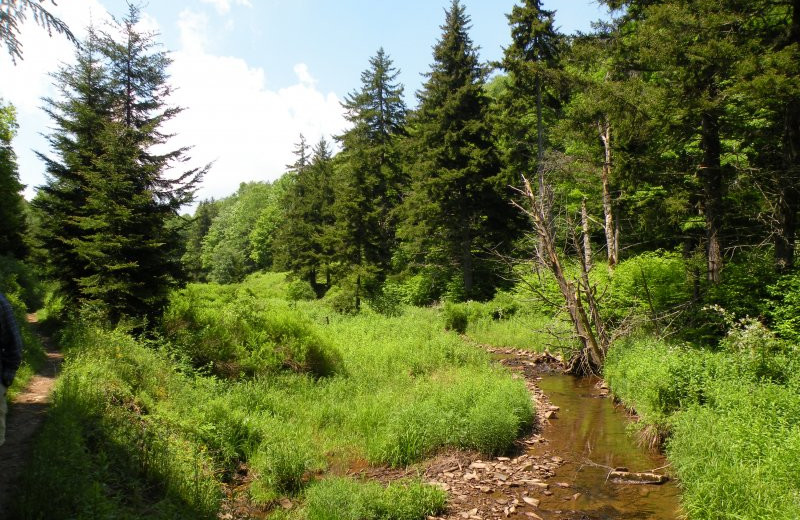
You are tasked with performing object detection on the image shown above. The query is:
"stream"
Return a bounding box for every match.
[529,374,682,519]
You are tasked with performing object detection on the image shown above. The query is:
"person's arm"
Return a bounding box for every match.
[0,297,23,388]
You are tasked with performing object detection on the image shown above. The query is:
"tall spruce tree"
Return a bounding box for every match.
[277,136,336,295]
[334,48,407,308]
[36,5,203,322]
[400,0,511,299]
[0,101,27,258]
[34,25,112,299]
[500,0,561,220]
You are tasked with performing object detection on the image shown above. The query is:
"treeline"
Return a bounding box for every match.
[182,0,799,312]
[1,0,798,324]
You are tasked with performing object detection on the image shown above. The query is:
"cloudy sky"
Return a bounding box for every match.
[1,0,610,207]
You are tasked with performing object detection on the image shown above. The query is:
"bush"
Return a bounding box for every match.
[163,286,342,378]
[286,278,316,301]
[768,270,800,342]
[442,302,468,334]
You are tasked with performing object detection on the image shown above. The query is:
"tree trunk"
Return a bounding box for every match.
[514,176,606,375]
[461,233,473,297]
[581,198,592,269]
[700,110,723,283]
[776,2,800,271]
[598,116,617,267]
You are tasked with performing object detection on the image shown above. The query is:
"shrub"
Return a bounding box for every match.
[286,278,316,301]
[768,270,800,342]
[163,287,342,378]
[442,302,468,334]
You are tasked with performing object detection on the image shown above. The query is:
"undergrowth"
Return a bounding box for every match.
[14,272,533,518]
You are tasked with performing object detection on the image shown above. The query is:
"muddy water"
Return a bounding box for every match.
[530,374,682,520]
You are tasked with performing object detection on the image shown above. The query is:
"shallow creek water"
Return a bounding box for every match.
[530,374,682,519]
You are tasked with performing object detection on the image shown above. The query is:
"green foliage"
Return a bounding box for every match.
[304,477,446,520]
[605,331,800,520]
[606,250,691,322]
[287,278,317,302]
[0,100,27,258]
[768,270,800,342]
[12,323,223,519]
[442,302,469,334]
[163,285,343,378]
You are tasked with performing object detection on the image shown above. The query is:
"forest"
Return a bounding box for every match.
[1,0,799,519]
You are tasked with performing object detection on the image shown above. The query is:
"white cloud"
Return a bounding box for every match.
[164,9,347,203]
[0,3,347,205]
[199,0,253,16]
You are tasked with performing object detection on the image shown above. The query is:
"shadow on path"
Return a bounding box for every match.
[0,314,63,516]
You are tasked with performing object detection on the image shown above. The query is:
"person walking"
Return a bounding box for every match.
[0,293,23,446]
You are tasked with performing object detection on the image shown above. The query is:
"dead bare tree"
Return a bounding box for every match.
[512,173,610,375]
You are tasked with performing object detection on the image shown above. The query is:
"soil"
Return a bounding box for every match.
[0,315,63,517]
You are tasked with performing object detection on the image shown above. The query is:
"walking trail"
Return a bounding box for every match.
[0,314,63,516]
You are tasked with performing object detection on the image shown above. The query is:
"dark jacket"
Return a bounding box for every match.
[0,293,23,388]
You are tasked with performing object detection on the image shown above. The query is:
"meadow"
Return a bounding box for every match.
[11,273,533,519]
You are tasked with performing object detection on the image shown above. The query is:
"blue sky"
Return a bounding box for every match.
[1,0,611,204]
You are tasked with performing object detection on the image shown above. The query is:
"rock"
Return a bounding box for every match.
[497,456,511,461]
[551,456,564,463]
[525,513,544,519]
[470,462,488,470]
[479,486,493,493]
[556,482,570,488]
[543,490,553,496]
[522,496,540,507]
[572,492,582,501]
[464,472,479,481]
[279,498,293,509]
[544,410,555,419]
[495,472,509,482]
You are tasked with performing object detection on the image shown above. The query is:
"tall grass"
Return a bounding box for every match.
[604,332,800,520]
[15,272,534,518]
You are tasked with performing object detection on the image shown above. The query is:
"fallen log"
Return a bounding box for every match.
[609,469,669,485]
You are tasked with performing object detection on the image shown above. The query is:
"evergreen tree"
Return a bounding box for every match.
[0,101,27,258]
[334,48,407,307]
[36,5,203,322]
[399,0,510,299]
[499,0,562,217]
[276,136,335,294]
[34,26,112,300]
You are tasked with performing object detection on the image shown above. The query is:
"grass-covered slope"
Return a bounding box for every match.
[13,272,533,519]
[605,330,800,520]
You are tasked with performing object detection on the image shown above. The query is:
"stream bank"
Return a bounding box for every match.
[420,347,682,520]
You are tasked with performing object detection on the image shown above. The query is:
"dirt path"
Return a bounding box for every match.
[0,314,63,516]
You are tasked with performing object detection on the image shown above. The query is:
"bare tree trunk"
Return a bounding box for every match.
[514,176,607,374]
[700,110,723,283]
[598,116,617,267]
[776,2,800,271]
[581,198,592,269]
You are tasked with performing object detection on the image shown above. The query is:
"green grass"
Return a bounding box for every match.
[14,272,534,519]
[604,334,800,520]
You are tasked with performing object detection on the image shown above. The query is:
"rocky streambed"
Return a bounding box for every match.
[419,348,683,520]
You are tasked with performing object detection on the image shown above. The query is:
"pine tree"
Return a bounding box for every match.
[36,5,203,322]
[500,0,561,214]
[399,0,509,299]
[334,48,407,307]
[0,101,27,258]
[34,25,112,300]
[277,136,336,294]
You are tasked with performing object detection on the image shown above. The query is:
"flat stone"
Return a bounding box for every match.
[522,496,540,507]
